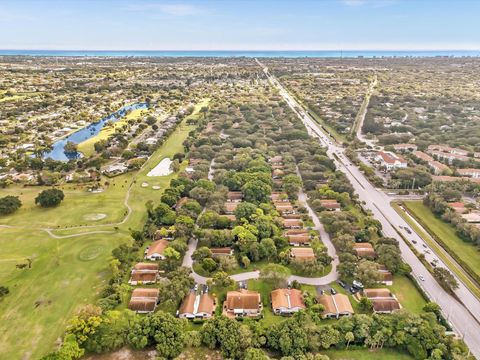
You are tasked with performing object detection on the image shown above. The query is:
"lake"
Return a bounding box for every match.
[43,103,148,161]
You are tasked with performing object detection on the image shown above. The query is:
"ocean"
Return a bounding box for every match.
[0,50,479,58]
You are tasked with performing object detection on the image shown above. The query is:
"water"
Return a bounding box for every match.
[43,103,148,161]
[1,50,479,58]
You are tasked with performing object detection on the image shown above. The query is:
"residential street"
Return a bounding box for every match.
[258,59,480,358]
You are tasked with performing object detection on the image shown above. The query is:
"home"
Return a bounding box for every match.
[178,292,216,319]
[461,211,480,223]
[128,288,159,314]
[448,202,467,214]
[272,169,284,180]
[319,199,341,211]
[271,288,306,315]
[285,229,310,246]
[457,168,480,179]
[429,150,469,164]
[353,242,376,258]
[317,294,354,319]
[274,202,295,215]
[269,155,283,166]
[427,145,469,157]
[290,247,315,261]
[210,247,234,257]
[128,262,160,285]
[375,151,407,171]
[393,143,418,152]
[363,288,401,314]
[377,265,393,286]
[224,202,240,214]
[223,289,262,318]
[144,239,169,260]
[271,192,289,202]
[227,191,243,202]
[282,218,303,229]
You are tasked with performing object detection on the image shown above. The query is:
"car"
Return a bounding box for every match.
[338,280,347,288]
[422,244,428,248]
[419,275,425,281]
[319,289,324,295]
[425,249,431,254]
[330,288,337,295]
[194,284,198,291]
[349,287,359,294]
[412,240,417,244]
[352,280,364,289]
[405,227,412,234]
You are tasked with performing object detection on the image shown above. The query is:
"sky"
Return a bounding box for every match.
[0,0,479,50]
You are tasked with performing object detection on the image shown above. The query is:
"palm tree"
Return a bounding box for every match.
[345,331,354,349]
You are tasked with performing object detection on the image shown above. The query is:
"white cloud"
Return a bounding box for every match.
[341,0,366,6]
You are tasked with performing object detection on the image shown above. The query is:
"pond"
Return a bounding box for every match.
[42,103,148,161]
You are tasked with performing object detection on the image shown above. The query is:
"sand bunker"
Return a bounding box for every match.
[141,182,149,188]
[152,185,161,190]
[84,213,107,221]
[147,158,173,177]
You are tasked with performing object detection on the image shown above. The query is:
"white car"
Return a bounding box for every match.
[419,275,425,281]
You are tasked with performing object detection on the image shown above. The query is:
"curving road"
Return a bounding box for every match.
[257,59,480,358]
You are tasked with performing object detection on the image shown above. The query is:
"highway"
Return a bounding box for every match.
[257,59,480,358]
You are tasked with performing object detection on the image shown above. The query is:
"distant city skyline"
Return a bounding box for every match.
[1,0,479,50]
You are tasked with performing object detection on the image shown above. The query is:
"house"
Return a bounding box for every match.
[290,247,315,261]
[427,145,469,156]
[317,294,354,319]
[457,168,480,179]
[178,292,216,319]
[448,202,467,214]
[210,247,234,257]
[353,242,376,258]
[271,288,306,315]
[227,191,243,202]
[319,199,341,211]
[377,265,393,286]
[461,211,480,223]
[285,229,310,246]
[432,175,480,184]
[429,150,469,164]
[282,218,303,229]
[144,239,169,260]
[128,288,159,314]
[393,143,418,152]
[221,214,237,222]
[224,202,240,214]
[128,262,160,285]
[269,155,283,165]
[363,288,401,314]
[223,289,262,318]
[272,169,284,179]
[428,160,450,175]
[375,151,407,171]
[274,202,295,215]
[271,192,289,202]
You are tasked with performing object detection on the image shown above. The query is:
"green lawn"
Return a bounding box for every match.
[0,99,209,359]
[321,348,413,360]
[247,279,285,326]
[388,275,426,314]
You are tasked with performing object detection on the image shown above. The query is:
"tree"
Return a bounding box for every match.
[202,258,218,273]
[0,285,9,299]
[152,203,176,226]
[345,331,354,349]
[244,347,270,360]
[192,246,212,261]
[242,180,272,203]
[64,141,78,154]
[354,260,381,287]
[35,189,65,208]
[234,202,258,221]
[209,271,234,288]
[260,264,290,288]
[358,297,373,312]
[423,302,441,319]
[201,316,244,359]
[282,174,302,200]
[259,238,277,260]
[0,195,22,215]
[433,267,459,293]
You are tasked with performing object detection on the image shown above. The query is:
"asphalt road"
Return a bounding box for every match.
[258,60,480,357]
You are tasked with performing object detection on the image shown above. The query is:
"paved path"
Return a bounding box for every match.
[355,73,377,148]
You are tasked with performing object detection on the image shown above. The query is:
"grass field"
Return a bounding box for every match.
[388,275,426,313]
[0,99,208,359]
[321,348,413,359]
[395,201,480,299]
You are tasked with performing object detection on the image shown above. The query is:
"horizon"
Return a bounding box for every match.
[1,0,480,51]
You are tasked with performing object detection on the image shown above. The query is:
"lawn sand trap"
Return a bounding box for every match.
[141,182,149,187]
[83,213,107,221]
[152,185,161,190]
[147,158,173,177]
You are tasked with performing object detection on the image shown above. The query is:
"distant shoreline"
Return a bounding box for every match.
[1,50,480,58]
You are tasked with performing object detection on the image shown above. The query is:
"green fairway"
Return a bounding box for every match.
[0,227,131,359]
[322,348,413,359]
[399,201,480,297]
[0,99,208,359]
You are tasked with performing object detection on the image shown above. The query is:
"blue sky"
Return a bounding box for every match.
[0,0,479,50]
